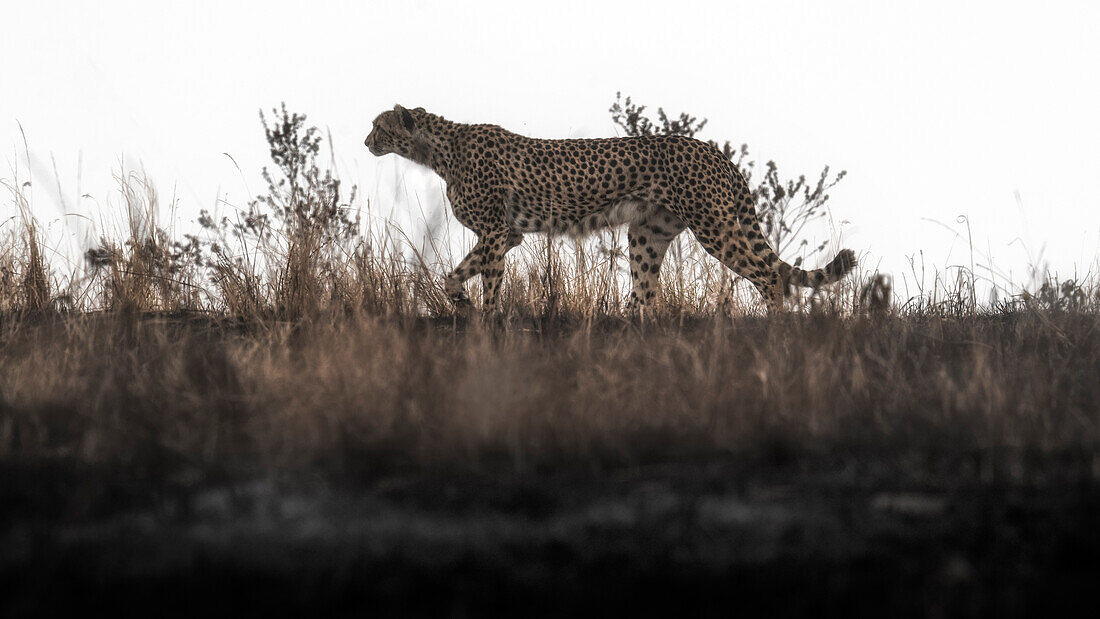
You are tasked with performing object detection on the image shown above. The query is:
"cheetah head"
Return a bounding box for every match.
[364,104,423,158]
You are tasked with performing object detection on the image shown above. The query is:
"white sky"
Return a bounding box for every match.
[3,0,1099,295]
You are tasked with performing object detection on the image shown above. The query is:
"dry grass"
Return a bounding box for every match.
[3,309,1098,472]
[1,173,1098,475]
[0,315,1089,454]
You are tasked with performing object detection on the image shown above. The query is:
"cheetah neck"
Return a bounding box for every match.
[407,115,459,182]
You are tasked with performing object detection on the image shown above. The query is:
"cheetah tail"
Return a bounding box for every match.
[786,249,857,288]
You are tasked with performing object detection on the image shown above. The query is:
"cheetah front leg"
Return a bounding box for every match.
[444,229,521,312]
[477,230,522,311]
[444,246,482,310]
[626,208,685,315]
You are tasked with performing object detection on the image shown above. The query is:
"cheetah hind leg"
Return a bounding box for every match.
[626,208,685,317]
[689,224,786,313]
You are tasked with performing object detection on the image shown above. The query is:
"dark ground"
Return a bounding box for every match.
[2,451,1099,617]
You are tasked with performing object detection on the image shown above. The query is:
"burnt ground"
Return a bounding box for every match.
[2,451,1099,617]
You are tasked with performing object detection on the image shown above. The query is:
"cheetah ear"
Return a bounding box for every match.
[394,104,415,131]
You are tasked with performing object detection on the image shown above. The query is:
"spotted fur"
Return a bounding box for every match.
[365,104,856,312]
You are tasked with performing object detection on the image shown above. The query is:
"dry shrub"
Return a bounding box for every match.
[83,172,203,313]
[0,178,51,314]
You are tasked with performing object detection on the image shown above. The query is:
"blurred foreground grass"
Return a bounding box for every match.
[1,309,1098,473]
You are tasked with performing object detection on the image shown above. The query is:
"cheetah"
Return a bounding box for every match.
[365,104,856,312]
